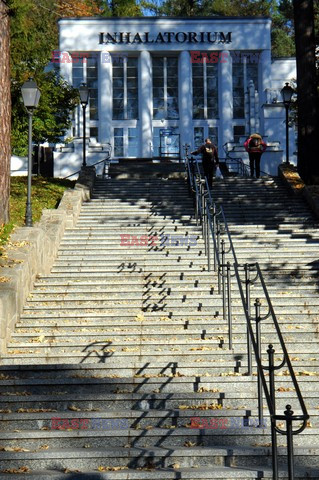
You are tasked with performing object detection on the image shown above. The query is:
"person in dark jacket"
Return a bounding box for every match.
[244,133,267,178]
[191,138,219,188]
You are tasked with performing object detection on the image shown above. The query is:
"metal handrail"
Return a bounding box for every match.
[63,143,112,180]
[184,152,309,479]
[234,262,309,480]
[222,142,271,178]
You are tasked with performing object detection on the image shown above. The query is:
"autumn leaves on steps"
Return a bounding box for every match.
[0,177,319,478]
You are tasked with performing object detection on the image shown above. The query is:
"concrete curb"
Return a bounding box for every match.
[0,167,96,354]
[303,185,319,219]
[278,164,319,218]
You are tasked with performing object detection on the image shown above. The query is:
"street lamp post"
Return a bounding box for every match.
[21,79,41,227]
[79,83,90,168]
[281,82,294,165]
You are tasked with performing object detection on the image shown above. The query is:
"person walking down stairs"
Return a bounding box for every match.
[244,133,267,178]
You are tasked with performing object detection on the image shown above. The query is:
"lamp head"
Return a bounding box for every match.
[79,83,89,106]
[281,82,294,106]
[21,78,41,110]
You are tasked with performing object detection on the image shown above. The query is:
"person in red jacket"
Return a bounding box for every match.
[191,138,219,188]
[244,133,267,178]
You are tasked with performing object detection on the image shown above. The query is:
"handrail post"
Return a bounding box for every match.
[217,220,221,294]
[201,184,205,237]
[206,205,211,272]
[245,264,252,375]
[216,218,221,255]
[195,179,199,225]
[227,261,232,349]
[284,405,295,480]
[255,298,264,428]
[268,344,279,480]
[221,240,226,321]
[212,204,217,272]
[202,191,207,256]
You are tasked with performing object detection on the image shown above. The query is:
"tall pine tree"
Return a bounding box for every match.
[0,1,11,224]
[293,0,319,183]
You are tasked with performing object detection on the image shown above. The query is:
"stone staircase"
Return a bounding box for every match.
[0,175,319,479]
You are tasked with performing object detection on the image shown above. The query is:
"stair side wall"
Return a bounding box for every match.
[0,167,96,356]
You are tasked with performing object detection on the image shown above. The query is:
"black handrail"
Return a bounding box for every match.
[223,142,271,178]
[234,262,309,480]
[222,143,250,177]
[184,152,309,479]
[63,143,112,180]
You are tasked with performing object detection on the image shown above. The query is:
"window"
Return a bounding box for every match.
[208,127,218,146]
[71,53,99,138]
[152,57,179,120]
[194,127,204,148]
[233,125,246,143]
[192,56,218,119]
[112,57,138,120]
[114,128,124,157]
[128,128,138,157]
[193,127,218,149]
[232,53,259,119]
[87,56,98,121]
[90,127,98,139]
[153,127,179,157]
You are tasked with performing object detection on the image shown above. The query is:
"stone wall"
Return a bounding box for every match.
[0,167,96,355]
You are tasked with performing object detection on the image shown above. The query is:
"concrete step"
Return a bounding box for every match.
[0,466,317,479]
[51,251,319,262]
[17,311,319,325]
[1,425,318,450]
[28,285,318,297]
[8,330,318,347]
[2,361,319,379]
[3,343,319,362]
[23,292,319,307]
[1,388,318,410]
[1,375,319,396]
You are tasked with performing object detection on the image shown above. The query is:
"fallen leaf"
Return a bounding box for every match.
[184,440,197,447]
[68,405,81,412]
[2,466,30,474]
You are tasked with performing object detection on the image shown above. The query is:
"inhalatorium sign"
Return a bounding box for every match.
[99,31,232,45]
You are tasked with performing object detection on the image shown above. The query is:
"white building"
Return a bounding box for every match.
[52,16,297,177]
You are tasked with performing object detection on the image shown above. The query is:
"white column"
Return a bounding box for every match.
[218,50,233,153]
[178,51,193,153]
[259,49,271,134]
[99,50,112,144]
[138,51,153,158]
[59,52,73,138]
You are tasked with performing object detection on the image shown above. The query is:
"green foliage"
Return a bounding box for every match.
[11,71,79,156]
[8,0,58,83]
[111,0,142,16]
[153,0,277,17]
[8,0,80,155]
[272,28,295,57]
[0,176,75,255]
[102,0,143,16]
[144,0,297,57]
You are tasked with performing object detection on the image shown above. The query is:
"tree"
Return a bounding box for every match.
[57,0,104,17]
[9,0,104,157]
[0,0,11,224]
[293,0,319,183]
[11,71,79,156]
[150,0,295,57]
[104,0,142,16]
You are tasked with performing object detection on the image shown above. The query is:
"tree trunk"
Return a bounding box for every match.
[293,0,319,183]
[0,1,11,224]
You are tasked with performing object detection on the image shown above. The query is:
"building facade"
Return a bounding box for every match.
[53,16,297,177]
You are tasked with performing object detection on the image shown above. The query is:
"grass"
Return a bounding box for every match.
[0,176,75,257]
